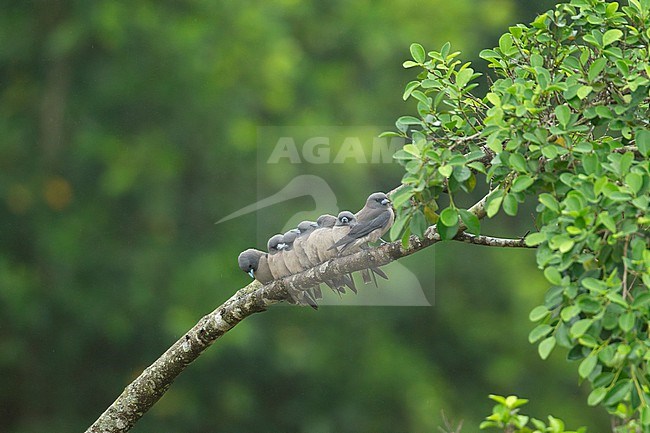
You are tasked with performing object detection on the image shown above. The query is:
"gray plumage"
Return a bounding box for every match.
[303,214,336,265]
[331,211,356,244]
[293,221,318,268]
[299,214,353,295]
[281,229,307,274]
[267,234,291,279]
[237,249,274,284]
[330,192,394,252]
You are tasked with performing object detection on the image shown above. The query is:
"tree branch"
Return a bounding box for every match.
[85,188,507,433]
[453,232,532,248]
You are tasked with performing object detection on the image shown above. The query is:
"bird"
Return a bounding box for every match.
[330,192,394,253]
[279,230,320,307]
[237,249,274,284]
[329,211,359,293]
[293,221,322,298]
[303,214,337,266]
[266,234,292,279]
[281,229,307,275]
[331,211,356,245]
[301,213,355,295]
[329,193,393,284]
[293,221,319,268]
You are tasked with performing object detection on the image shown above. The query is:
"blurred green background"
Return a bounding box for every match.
[0,0,611,431]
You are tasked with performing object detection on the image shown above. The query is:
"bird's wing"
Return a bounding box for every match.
[331,211,391,248]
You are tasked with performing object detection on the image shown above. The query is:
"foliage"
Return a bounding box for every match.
[3,1,600,432]
[480,394,586,433]
[391,0,650,430]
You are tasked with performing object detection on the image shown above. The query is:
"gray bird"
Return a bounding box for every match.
[331,211,356,244]
[281,230,321,306]
[281,229,307,275]
[330,211,359,293]
[293,221,322,299]
[303,214,337,266]
[238,249,274,284]
[293,221,319,268]
[330,192,394,253]
[267,234,292,279]
[301,214,354,295]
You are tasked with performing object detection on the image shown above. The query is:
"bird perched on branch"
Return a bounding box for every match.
[281,229,305,275]
[236,192,392,301]
[330,192,394,253]
[293,221,322,298]
[304,213,354,295]
[266,234,291,279]
[303,214,337,265]
[237,249,273,284]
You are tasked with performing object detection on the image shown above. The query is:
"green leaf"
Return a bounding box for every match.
[452,166,471,183]
[577,85,593,100]
[409,43,426,63]
[499,33,513,53]
[525,232,546,246]
[582,278,607,293]
[539,193,560,213]
[397,116,422,126]
[458,209,480,234]
[579,353,598,379]
[619,312,635,332]
[401,226,412,248]
[541,144,559,160]
[642,407,650,426]
[439,207,459,227]
[390,186,414,209]
[402,81,421,100]
[588,58,607,82]
[438,164,453,178]
[636,129,650,157]
[438,220,459,240]
[577,296,601,314]
[502,193,518,216]
[509,153,527,172]
[602,380,632,407]
[603,29,623,47]
[587,387,607,406]
[456,68,474,88]
[544,267,562,285]
[390,212,411,241]
[511,175,534,192]
[597,212,617,232]
[529,305,550,321]
[403,144,420,157]
[626,172,643,194]
[529,324,553,343]
[560,305,580,322]
[486,189,505,218]
[632,292,650,308]
[538,336,556,360]
[606,292,628,308]
[555,105,571,127]
[570,319,593,338]
[409,209,427,239]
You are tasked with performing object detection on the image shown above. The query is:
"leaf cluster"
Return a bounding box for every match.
[389,0,650,427]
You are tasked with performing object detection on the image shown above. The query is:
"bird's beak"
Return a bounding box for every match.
[310,222,318,227]
[247,269,255,278]
[278,243,287,249]
[381,198,391,205]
